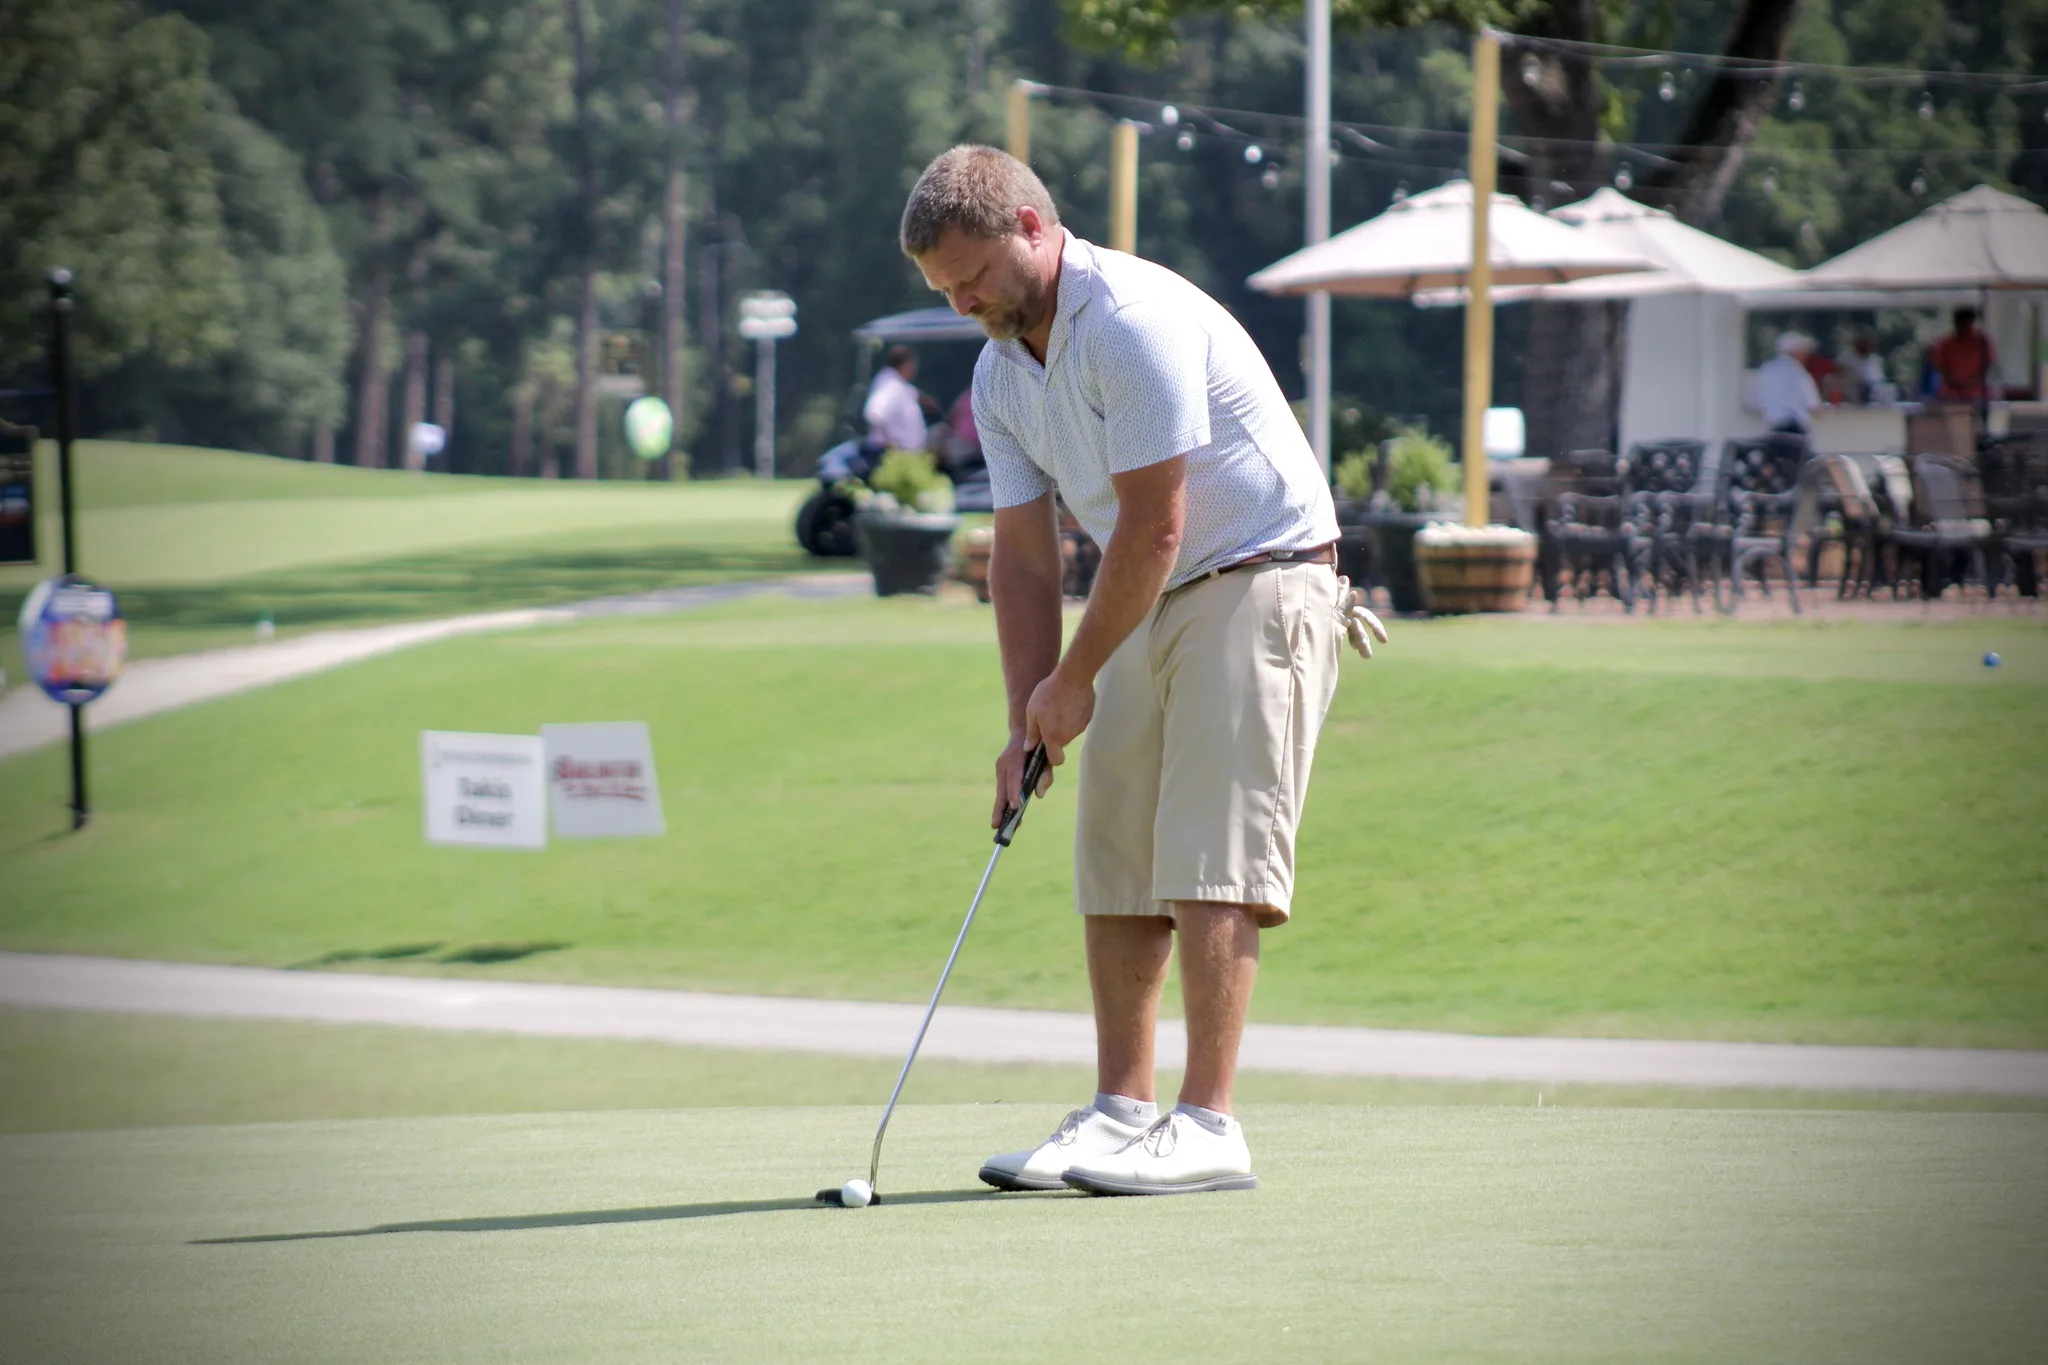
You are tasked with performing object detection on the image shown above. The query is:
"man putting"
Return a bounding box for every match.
[900,146,1383,1196]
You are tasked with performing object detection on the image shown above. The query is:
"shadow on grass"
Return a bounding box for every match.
[5,540,824,635]
[293,941,567,969]
[193,1188,1038,1244]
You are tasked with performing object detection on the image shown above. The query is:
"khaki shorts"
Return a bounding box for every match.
[1075,561,1342,929]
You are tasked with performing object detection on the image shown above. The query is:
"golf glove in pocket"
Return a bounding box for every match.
[1334,576,1388,660]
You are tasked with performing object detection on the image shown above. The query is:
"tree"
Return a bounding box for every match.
[1059,0,1797,458]
[0,0,238,378]
[94,97,351,456]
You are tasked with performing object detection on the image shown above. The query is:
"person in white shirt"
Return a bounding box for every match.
[899,144,1384,1198]
[862,345,928,452]
[1756,332,1822,434]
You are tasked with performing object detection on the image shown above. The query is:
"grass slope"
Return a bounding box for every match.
[2,598,2044,1045]
[1,1105,2042,1363]
[8,1008,2035,1138]
[0,441,821,688]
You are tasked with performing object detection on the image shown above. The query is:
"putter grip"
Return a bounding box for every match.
[995,745,1050,846]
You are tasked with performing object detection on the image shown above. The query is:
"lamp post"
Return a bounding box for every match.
[1305,0,1332,477]
[737,291,796,480]
[1461,28,1502,528]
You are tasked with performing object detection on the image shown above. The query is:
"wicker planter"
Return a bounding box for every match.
[854,511,958,596]
[1415,528,1537,614]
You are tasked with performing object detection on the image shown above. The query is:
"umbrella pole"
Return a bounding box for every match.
[1461,28,1502,528]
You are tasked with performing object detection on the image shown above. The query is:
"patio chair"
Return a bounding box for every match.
[1693,432,1811,614]
[1809,454,1888,598]
[1545,450,1636,611]
[1888,454,1995,600]
[1978,436,2048,596]
[1621,440,1709,613]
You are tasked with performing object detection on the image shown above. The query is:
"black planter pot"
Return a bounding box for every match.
[1361,512,1434,614]
[854,511,958,596]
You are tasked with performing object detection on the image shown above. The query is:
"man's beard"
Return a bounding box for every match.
[971,255,1052,342]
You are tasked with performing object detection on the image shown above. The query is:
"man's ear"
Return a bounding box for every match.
[1016,204,1044,243]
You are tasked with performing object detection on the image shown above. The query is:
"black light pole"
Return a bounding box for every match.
[48,268,87,830]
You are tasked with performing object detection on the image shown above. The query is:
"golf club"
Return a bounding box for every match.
[816,744,1051,1207]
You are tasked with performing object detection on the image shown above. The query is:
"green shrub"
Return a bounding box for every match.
[867,450,947,512]
[1386,428,1456,513]
[1333,449,1375,501]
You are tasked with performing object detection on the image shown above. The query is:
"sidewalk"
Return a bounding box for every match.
[0,574,866,760]
[4,952,2043,1096]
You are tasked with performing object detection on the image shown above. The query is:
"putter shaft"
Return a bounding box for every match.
[864,746,1048,1196]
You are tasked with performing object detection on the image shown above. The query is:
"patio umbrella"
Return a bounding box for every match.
[1414,188,1799,305]
[1246,180,1652,298]
[1797,184,2048,292]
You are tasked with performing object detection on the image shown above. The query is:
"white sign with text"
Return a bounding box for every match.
[421,731,547,849]
[542,721,666,839]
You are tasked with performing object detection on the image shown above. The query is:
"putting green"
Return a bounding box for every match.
[1,1105,2040,1362]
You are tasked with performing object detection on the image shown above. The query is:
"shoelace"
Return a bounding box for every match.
[1050,1108,1092,1147]
[1138,1113,1180,1158]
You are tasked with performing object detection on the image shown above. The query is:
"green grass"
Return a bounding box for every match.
[1,1103,2041,1362]
[0,440,825,692]
[3,597,2044,1046]
[8,1008,2038,1138]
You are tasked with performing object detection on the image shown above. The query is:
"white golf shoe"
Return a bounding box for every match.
[1061,1110,1257,1195]
[979,1106,1151,1192]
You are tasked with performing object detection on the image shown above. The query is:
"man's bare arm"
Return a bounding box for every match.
[988,492,1062,824]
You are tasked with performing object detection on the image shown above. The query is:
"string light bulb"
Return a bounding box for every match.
[1522,55,1541,87]
[1160,105,1179,127]
[1918,92,1935,119]
[1244,144,1263,165]
[1910,169,1928,196]
[1658,71,1676,102]
[1799,219,1819,250]
[1761,169,1777,195]
[1261,167,1281,189]
[1176,129,1194,151]
[1392,180,1410,203]
[1614,163,1633,190]
[1787,82,1806,113]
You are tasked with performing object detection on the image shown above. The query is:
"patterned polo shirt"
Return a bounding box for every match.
[972,232,1338,590]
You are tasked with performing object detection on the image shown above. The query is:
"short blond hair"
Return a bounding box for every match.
[899,145,1060,257]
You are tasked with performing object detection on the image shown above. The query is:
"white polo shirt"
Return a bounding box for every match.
[864,366,926,451]
[973,233,1337,590]
[1754,354,1821,431]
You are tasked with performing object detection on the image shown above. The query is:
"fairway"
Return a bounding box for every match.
[0,442,820,686]
[2,597,2044,1046]
[1,1104,2041,1363]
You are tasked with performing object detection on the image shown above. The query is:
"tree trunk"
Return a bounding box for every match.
[433,351,455,444]
[311,427,334,464]
[351,193,391,469]
[1498,0,1617,461]
[661,0,689,481]
[400,329,429,471]
[510,379,534,477]
[1641,0,1800,226]
[568,0,600,481]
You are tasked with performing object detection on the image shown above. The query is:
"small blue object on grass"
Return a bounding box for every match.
[1984,651,2002,668]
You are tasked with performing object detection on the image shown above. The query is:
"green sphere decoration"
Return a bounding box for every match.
[623,396,674,461]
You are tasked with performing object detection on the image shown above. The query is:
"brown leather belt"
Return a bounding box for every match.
[1186,541,1337,585]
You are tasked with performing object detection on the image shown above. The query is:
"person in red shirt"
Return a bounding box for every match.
[1927,307,1996,401]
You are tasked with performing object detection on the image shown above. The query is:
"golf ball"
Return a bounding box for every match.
[1985,651,2003,667]
[840,1178,872,1208]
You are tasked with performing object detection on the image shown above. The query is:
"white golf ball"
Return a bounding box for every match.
[840,1178,872,1208]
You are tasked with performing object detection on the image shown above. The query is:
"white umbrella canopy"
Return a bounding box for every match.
[1415,188,1800,305]
[1798,184,2048,291]
[1247,179,1652,298]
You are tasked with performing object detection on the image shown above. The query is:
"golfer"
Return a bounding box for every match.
[899,146,1383,1196]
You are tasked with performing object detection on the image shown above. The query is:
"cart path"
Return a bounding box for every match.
[3,952,2043,1097]
[0,574,868,760]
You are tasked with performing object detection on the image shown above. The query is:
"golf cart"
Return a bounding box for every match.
[794,306,992,557]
